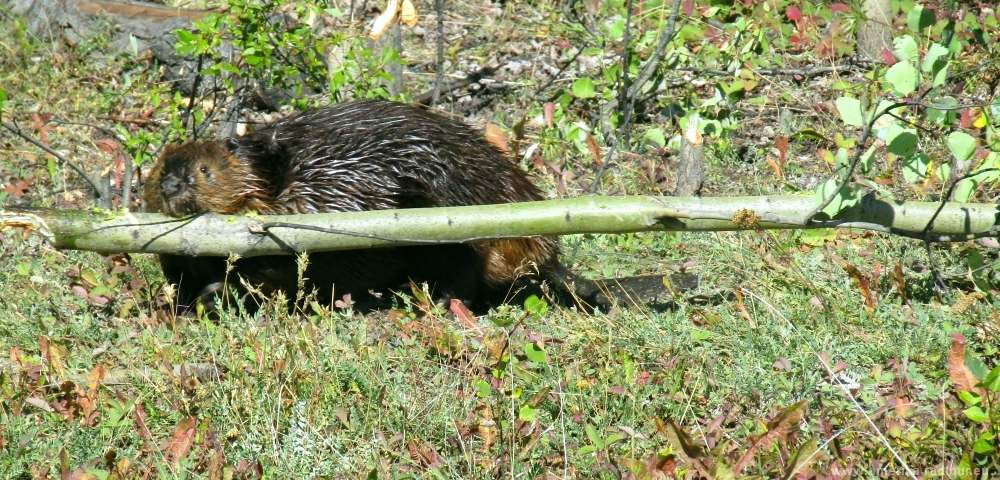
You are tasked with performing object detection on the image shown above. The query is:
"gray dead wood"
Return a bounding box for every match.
[674,124,705,197]
[857,0,893,62]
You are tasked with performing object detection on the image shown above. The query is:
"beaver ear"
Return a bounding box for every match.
[160,143,181,156]
[221,137,239,153]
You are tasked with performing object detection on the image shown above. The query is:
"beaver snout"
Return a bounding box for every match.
[160,174,186,198]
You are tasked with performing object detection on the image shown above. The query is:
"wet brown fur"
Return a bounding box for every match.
[144,100,561,310]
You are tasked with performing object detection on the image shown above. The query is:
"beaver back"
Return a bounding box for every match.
[144,100,560,307]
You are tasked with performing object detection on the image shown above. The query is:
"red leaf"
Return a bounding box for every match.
[829,3,850,13]
[5,179,30,197]
[164,417,197,470]
[960,109,975,129]
[96,138,120,153]
[785,6,802,21]
[449,299,484,335]
[407,440,443,469]
[543,102,555,128]
[775,136,789,167]
[948,334,984,395]
[842,262,877,309]
[585,133,602,166]
[881,47,896,65]
[30,112,52,146]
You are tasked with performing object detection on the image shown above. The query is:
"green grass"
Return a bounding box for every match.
[2,3,999,478]
[2,228,994,477]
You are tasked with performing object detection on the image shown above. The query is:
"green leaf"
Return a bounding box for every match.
[835,97,864,126]
[885,124,917,156]
[972,433,996,454]
[577,445,598,455]
[871,100,906,131]
[524,342,547,363]
[608,19,625,40]
[901,153,930,183]
[523,295,548,316]
[518,404,537,421]
[473,378,491,398]
[689,329,713,342]
[604,433,625,446]
[175,29,195,43]
[928,96,959,126]
[0,88,6,110]
[47,157,57,182]
[572,78,597,99]
[885,61,919,96]
[928,60,949,88]
[859,144,877,173]
[129,34,139,57]
[644,127,666,147]
[830,80,852,90]
[953,177,978,202]
[957,390,981,406]
[921,43,949,72]
[966,354,989,381]
[324,8,344,17]
[937,162,951,183]
[834,147,849,171]
[893,35,919,61]
[963,405,988,423]
[585,424,604,449]
[985,365,1000,392]
[946,131,977,161]
[815,179,859,217]
[792,129,831,142]
[907,6,936,32]
[581,47,603,56]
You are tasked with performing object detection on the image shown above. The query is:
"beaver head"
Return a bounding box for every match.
[143,139,266,216]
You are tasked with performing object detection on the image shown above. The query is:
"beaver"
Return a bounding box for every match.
[144,100,570,310]
[144,100,691,312]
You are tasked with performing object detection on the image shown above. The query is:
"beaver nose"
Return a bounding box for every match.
[160,175,184,198]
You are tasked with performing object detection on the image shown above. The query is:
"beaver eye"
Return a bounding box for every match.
[199,166,209,175]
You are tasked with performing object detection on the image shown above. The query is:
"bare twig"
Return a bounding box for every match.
[185,53,205,140]
[95,115,165,126]
[677,64,863,79]
[802,100,909,224]
[433,0,444,105]
[0,119,104,200]
[590,0,683,193]
[123,152,134,210]
[922,168,1000,235]
[414,66,500,105]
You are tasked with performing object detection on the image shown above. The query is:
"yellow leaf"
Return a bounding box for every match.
[369,0,399,40]
[973,109,987,129]
[401,0,418,27]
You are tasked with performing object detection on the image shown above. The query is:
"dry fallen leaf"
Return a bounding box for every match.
[369,0,400,39]
[765,155,783,179]
[948,333,985,396]
[401,0,418,26]
[585,133,602,166]
[484,124,509,153]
